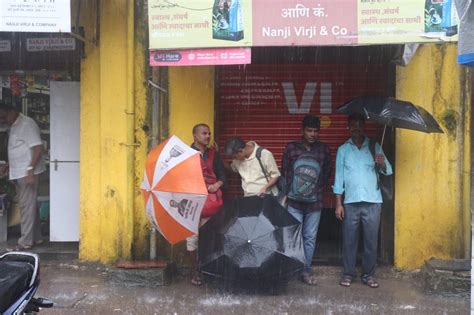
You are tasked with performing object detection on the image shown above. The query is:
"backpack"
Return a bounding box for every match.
[287,152,321,203]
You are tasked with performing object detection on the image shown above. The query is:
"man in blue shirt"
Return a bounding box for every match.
[333,113,392,288]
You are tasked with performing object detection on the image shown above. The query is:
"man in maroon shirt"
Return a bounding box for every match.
[188,123,226,286]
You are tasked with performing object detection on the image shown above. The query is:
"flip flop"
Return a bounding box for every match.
[7,244,33,252]
[339,277,352,287]
[301,273,317,285]
[362,277,379,288]
[191,274,203,286]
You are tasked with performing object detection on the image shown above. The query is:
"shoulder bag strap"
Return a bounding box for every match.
[255,147,269,183]
[368,139,381,190]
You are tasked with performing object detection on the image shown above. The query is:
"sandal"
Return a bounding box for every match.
[339,277,352,287]
[191,274,203,286]
[362,277,379,288]
[301,273,317,285]
[7,244,33,252]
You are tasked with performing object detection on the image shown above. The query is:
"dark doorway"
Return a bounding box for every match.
[215,46,397,265]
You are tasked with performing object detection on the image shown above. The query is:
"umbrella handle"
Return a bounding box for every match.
[380,125,387,152]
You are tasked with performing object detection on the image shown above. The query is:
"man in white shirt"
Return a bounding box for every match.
[224,137,280,197]
[0,104,45,250]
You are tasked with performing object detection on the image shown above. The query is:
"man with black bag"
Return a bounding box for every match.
[281,115,332,285]
[333,113,392,289]
[224,137,280,197]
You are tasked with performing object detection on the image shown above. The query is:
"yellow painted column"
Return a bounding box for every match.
[395,44,471,269]
[78,0,101,261]
[80,1,148,263]
[169,66,215,142]
[132,1,151,260]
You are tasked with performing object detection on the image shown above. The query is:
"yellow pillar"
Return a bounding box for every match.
[79,1,148,263]
[395,44,471,269]
[132,0,151,260]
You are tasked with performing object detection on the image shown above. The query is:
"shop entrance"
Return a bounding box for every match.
[215,46,397,265]
[0,32,81,250]
[49,82,80,241]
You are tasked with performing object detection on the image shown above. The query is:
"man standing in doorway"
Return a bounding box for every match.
[224,137,280,197]
[281,115,332,285]
[188,123,226,286]
[333,113,392,288]
[0,104,45,251]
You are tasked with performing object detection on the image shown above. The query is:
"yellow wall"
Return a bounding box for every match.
[79,1,149,263]
[169,67,215,143]
[395,44,471,269]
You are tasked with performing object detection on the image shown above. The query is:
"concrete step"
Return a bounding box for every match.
[108,261,176,286]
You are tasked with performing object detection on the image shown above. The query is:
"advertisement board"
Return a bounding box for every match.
[0,0,71,33]
[148,0,458,49]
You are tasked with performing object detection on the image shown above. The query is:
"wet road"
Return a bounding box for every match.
[37,262,468,315]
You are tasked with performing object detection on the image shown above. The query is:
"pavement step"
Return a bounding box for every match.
[422,258,470,297]
[107,262,176,287]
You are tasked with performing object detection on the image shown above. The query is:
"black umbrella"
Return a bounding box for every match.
[198,195,305,281]
[338,96,444,145]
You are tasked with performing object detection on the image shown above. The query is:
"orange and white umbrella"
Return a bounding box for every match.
[141,135,208,244]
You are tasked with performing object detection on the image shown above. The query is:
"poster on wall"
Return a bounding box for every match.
[148,0,253,50]
[358,0,458,44]
[148,0,458,49]
[0,0,71,33]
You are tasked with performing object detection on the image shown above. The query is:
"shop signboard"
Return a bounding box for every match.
[148,0,458,49]
[26,37,76,52]
[0,0,71,33]
[0,40,11,52]
[150,47,251,66]
[252,0,358,46]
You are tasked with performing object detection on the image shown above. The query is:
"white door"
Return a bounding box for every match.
[49,82,80,241]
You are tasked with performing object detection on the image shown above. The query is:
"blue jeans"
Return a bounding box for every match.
[342,202,381,281]
[287,205,322,274]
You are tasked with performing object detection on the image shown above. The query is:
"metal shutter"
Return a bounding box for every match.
[216,64,388,208]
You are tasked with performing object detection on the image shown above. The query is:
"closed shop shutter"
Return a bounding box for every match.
[215,63,389,208]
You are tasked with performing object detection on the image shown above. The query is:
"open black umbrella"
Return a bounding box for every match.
[198,195,305,281]
[338,96,444,145]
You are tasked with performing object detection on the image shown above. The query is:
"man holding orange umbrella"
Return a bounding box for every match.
[188,123,227,286]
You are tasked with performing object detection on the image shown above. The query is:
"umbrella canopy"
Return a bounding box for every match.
[337,96,444,133]
[141,135,208,245]
[199,195,305,281]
